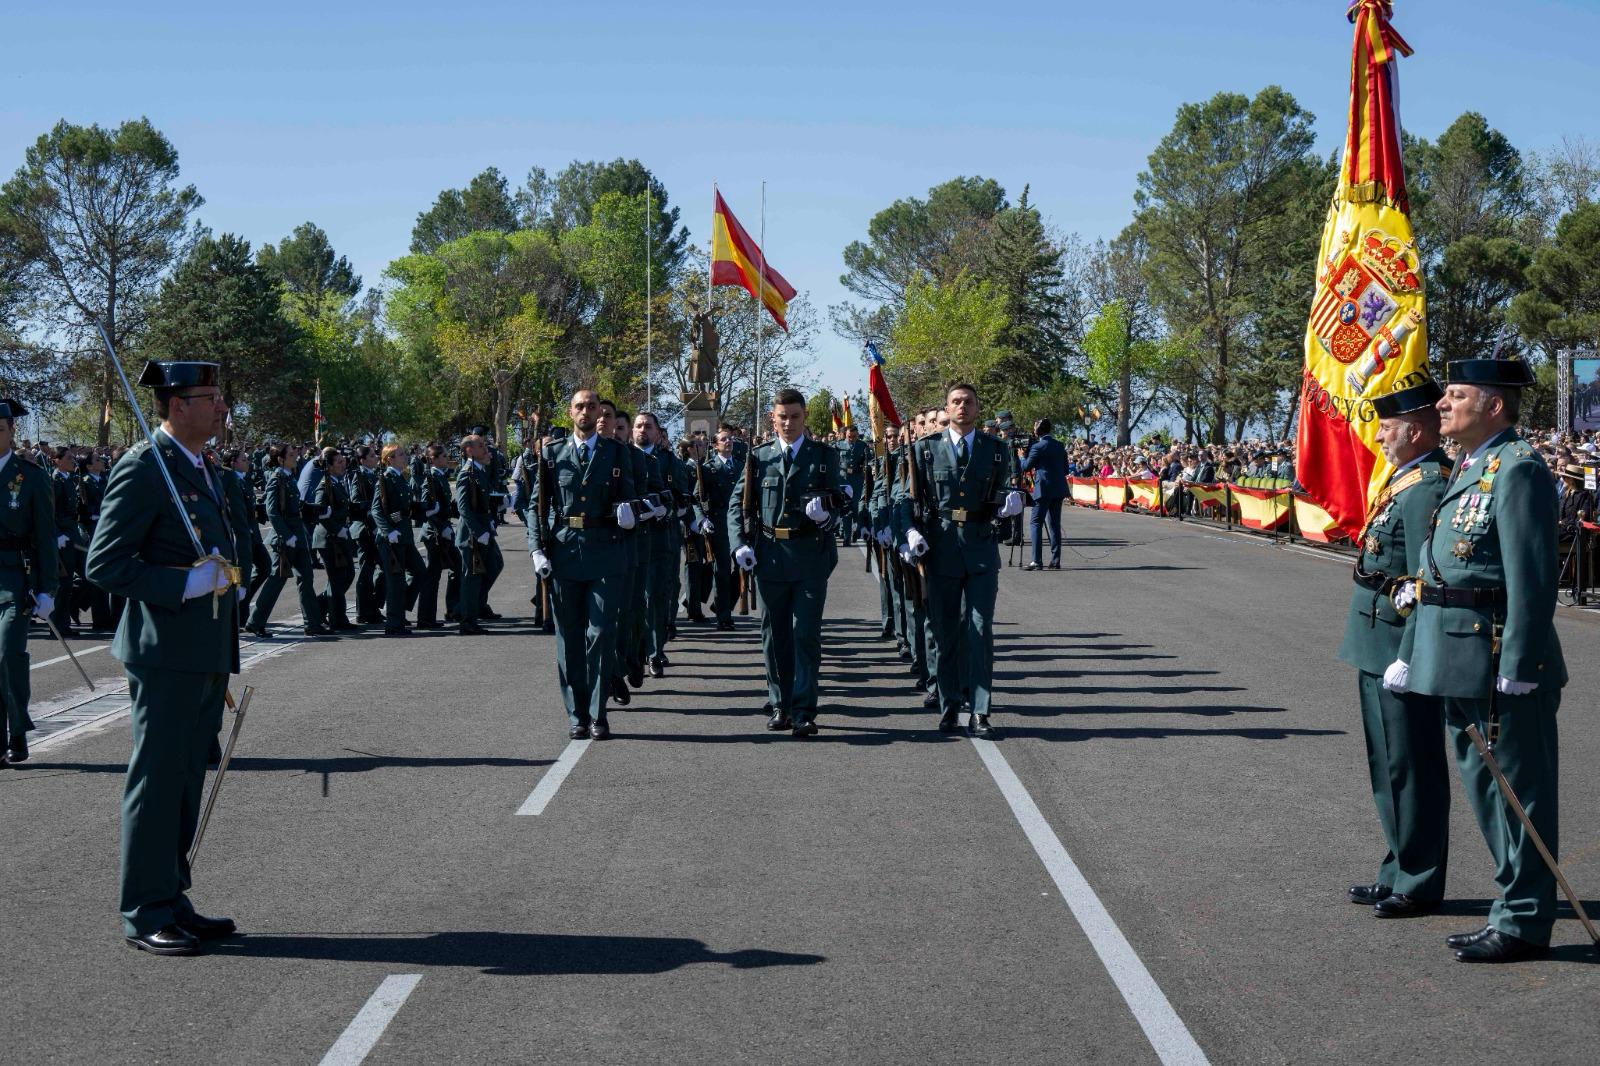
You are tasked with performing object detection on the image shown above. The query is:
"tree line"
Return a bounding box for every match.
[2,91,1596,449]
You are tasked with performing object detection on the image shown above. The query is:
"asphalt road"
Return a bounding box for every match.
[3,509,1597,1065]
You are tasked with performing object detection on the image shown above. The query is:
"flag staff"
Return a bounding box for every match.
[754,180,766,436]
[645,181,653,410]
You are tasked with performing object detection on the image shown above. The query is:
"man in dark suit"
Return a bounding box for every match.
[1022,420,1067,571]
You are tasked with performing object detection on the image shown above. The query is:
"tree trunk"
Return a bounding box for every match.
[98,295,117,448]
[1117,361,1132,446]
[494,372,513,453]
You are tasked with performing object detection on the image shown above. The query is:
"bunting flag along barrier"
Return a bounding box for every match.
[1062,478,1347,547]
[1296,0,1426,541]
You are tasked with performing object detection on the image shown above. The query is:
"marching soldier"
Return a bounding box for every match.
[679,439,713,624]
[348,445,386,626]
[371,443,425,636]
[636,412,701,676]
[1336,380,1451,918]
[833,425,870,546]
[729,388,844,736]
[0,398,57,766]
[454,434,505,635]
[896,384,1024,738]
[603,402,656,704]
[245,443,329,638]
[702,429,740,631]
[50,447,82,635]
[531,390,636,739]
[415,444,461,630]
[226,448,270,621]
[1392,357,1567,963]
[77,452,116,630]
[310,447,358,631]
[84,362,242,956]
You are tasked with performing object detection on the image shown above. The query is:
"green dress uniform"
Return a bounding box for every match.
[246,464,323,632]
[454,459,505,630]
[50,466,81,633]
[645,446,696,664]
[1337,436,1451,905]
[834,437,870,544]
[615,441,657,691]
[371,465,424,633]
[1,435,58,760]
[77,470,116,629]
[535,433,635,733]
[866,449,896,637]
[348,464,384,624]
[699,453,739,627]
[728,436,842,728]
[311,471,355,628]
[84,422,242,940]
[1408,417,1567,948]
[416,465,461,627]
[898,429,1014,726]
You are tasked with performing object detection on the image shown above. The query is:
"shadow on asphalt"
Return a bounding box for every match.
[1000,724,1345,742]
[208,931,826,975]
[5,753,552,777]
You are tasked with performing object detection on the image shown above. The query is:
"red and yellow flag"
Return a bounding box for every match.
[1296,0,1426,540]
[838,392,853,429]
[711,190,797,332]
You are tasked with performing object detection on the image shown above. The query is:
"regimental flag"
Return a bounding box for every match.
[864,341,901,437]
[711,190,797,332]
[839,392,853,429]
[1296,0,1426,540]
[314,379,325,443]
[830,399,843,434]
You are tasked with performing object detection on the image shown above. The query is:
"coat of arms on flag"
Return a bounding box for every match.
[1309,228,1424,392]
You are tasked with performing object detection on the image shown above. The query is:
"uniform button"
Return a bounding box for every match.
[1473,623,1481,632]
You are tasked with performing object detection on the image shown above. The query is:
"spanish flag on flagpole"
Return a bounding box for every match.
[1296,0,1426,540]
[711,189,797,332]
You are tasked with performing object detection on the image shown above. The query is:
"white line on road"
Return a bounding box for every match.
[515,738,591,815]
[30,644,108,671]
[970,737,1210,1066]
[318,974,422,1066]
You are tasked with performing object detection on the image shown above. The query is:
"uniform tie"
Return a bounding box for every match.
[957,436,969,472]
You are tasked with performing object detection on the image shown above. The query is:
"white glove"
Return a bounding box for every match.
[805,497,830,523]
[320,506,333,518]
[652,502,669,520]
[999,491,1025,518]
[735,545,756,571]
[677,506,690,517]
[906,529,930,557]
[338,526,351,539]
[425,501,441,517]
[443,523,454,538]
[1381,660,1410,693]
[697,517,715,535]
[56,533,68,549]
[898,546,914,565]
[286,535,298,549]
[183,560,230,601]
[386,530,400,544]
[476,531,490,545]
[532,549,553,577]
[1496,677,1538,696]
[236,586,247,601]
[842,484,854,499]
[32,592,55,618]
[617,502,636,530]
[876,528,891,547]
[1391,580,1417,612]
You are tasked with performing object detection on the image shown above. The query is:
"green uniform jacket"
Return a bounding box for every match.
[0,452,58,604]
[700,453,739,547]
[649,448,697,554]
[896,431,1013,579]
[1337,451,1449,676]
[220,468,256,591]
[835,439,870,491]
[419,467,456,543]
[84,431,241,675]
[311,473,352,551]
[534,435,636,581]
[728,437,842,583]
[264,467,311,548]
[349,466,379,535]
[1409,429,1568,698]
[371,467,417,546]
[52,470,81,546]
[452,461,498,549]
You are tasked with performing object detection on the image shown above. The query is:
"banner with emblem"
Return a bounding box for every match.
[1295,0,1427,541]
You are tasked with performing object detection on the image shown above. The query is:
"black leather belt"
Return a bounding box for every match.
[564,515,616,528]
[761,523,813,540]
[1418,585,1506,609]
[938,507,989,524]
[0,537,29,551]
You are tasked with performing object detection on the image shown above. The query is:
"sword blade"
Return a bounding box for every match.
[188,684,253,870]
[42,615,96,691]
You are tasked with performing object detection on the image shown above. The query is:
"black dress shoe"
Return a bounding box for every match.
[611,678,631,706]
[126,924,200,956]
[1348,883,1392,906]
[715,620,734,631]
[898,647,912,663]
[303,624,333,637]
[685,612,707,624]
[7,734,27,763]
[416,621,444,630]
[1455,928,1549,963]
[480,608,503,620]
[879,622,894,638]
[443,612,459,623]
[244,623,271,639]
[791,718,818,737]
[1046,563,1061,570]
[1373,893,1439,919]
[175,912,236,940]
[627,664,645,689]
[589,720,611,740]
[1445,925,1495,949]
[569,723,590,740]
[969,714,995,739]
[384,628,412,637]
[922,691,939,709]
[1024,562,1042,571]
[766,710,792,732]
[648,656,665,678]
[938,709,960,733]
[459,623,488,636]
[331,621,360,632]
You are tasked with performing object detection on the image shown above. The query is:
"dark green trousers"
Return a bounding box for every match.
[1356,671,1450,899]
[376,538,424,628]
[1445,690,1561,945]
[457,540,503,625]
[648,543,680,655]
[553,571,623,729]
[756,574,829,717]
[0,595,35,746]
[927,569,998,716]
[248,538,322,630]
[119,666,228,936]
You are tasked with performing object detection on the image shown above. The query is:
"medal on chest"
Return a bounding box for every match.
[6,474,21,510]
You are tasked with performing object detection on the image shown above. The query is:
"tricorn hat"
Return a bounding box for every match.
[1446,358,1535,388]
[1371,378,1444,419]
[137,361,220,389]
[0,397,27,420]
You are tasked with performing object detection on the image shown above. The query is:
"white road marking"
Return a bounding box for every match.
[515,738,591,815]
[30,643,108,671]
[318,974,422,1066]
[970,736,1210,1066]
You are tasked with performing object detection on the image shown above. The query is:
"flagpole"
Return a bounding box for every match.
[755,180,766,437]
[645,181,653,411]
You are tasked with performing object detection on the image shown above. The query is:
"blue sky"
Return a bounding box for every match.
[5,0,1597,398]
